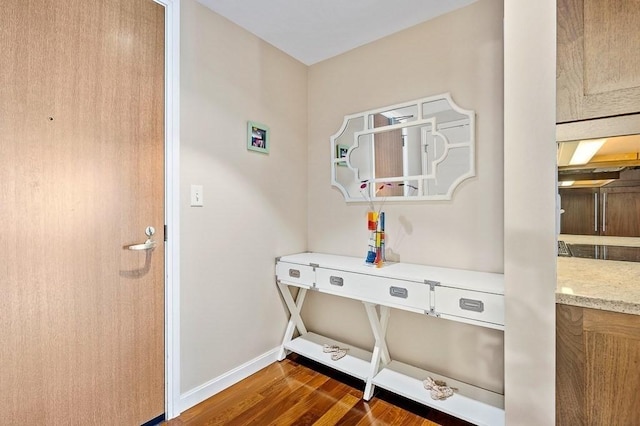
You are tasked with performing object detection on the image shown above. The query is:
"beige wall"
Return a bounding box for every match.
[179,0,308,392]
[306,0,505,396]
[178,0,558,421]
[504,0,556,424]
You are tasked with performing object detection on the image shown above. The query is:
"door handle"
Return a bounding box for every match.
[594,193,598,232]
[127,239,157,251]
[126,226,157,251]
[602,192,607,233]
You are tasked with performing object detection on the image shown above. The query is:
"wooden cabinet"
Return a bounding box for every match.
[559,188,599,235]
[560,185,640,237]
[557,304,640,425]
[600,185,640,237]
[557,0,640,124]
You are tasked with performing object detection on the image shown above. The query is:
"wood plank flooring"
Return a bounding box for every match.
[165,355,473,426]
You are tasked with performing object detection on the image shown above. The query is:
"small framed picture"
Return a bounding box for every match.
[247,121,269,154]
[336,144,349,166]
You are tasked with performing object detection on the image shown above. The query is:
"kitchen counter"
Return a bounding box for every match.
[557,234,640,315]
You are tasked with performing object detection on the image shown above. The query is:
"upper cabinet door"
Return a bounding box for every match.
[557,0,640,123]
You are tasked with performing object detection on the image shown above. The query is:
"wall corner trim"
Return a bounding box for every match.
[178,346,281,413]
[154,0,181,420]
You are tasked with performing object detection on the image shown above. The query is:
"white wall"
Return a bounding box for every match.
[504,0,557,424]
[306,0,505,396]
[179,0,308,395]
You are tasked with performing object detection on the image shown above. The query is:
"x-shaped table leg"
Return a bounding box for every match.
[276,282,308,361]
[363,302,391,400]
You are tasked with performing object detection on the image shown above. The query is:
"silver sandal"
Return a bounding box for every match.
[322,344,340,353]
[331,348,348,361]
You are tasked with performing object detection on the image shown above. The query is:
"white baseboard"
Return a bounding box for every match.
[178,346,281,413]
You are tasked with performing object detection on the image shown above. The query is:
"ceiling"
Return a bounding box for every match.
[558,135,640,187]
[558,135,640,168]
[196,0,478,65]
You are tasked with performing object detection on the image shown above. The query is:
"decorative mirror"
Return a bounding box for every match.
[331,93,475,202]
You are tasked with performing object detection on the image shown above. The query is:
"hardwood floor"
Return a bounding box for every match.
[165,355,473,426]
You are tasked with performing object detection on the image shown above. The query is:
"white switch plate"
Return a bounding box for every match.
[190,185,203,207]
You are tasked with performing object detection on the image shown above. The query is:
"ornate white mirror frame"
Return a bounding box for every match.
[331,93,475,202]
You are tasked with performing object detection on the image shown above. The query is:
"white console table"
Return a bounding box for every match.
[275,252,505,426]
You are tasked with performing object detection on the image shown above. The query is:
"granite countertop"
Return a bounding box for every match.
[557,235,640,315]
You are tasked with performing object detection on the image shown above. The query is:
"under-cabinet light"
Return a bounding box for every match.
[569,139,606,165]
[559,180,574,187]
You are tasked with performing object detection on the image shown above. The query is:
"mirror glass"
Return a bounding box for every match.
[557,135,640,250]
[331,93,475,202]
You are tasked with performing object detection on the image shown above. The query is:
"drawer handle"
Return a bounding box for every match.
[459,298,484,313]
[288,269,301,278]
[390,286,408,298]
[329,276,344,286]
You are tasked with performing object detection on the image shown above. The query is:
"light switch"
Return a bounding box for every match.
[190,185,203,207]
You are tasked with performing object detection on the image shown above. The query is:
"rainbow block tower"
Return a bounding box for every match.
[365,211,385,267]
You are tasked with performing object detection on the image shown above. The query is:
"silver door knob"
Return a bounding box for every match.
[126,226,157,251]
[127,239,157,251]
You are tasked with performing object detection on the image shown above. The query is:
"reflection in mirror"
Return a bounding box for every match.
[331,93,475,202]
[557,135,640,246]
[371,105,419,127]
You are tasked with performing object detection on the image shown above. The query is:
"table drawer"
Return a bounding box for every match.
[434,286,504,326]
[315,268,430,311]
[276,261,315,287]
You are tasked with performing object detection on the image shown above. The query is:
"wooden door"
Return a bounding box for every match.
[556,304,585,426]
[601,186,640,237]
[373,114,403,197]
[559,188,599,235]
[0,1,165,424]
[557,305,640,425]
[557,0,640,123]
[584,308,640,425]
